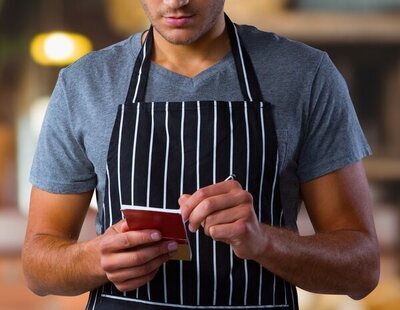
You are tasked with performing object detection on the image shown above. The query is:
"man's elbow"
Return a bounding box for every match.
[25,278,50,297]
[21,244,50,296]
[349,237,380,300]
[22,265,50,296]
[349,267,379,300]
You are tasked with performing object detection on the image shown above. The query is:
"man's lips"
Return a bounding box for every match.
[163,15,194,27]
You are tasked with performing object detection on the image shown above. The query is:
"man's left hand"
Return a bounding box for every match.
[179,180,267,260]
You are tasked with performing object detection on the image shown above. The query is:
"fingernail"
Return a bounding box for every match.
[189,224,196,233]
[181,212,188,221]
[168,242,178,252]
[151,232,161,241]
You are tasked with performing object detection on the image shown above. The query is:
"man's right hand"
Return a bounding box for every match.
[23,187,178,296]
[99,221,178,292]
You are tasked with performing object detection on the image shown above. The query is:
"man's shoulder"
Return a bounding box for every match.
[59,34,141,84]
[238,24,324,71]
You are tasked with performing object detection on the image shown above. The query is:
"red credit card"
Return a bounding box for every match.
[122,206,186,242]
[121,205,192,261]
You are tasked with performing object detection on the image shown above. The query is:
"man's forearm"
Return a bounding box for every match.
[255,225,379,300]
[22,234,107,296]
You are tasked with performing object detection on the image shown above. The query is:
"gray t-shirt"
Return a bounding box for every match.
[30,25,371,233]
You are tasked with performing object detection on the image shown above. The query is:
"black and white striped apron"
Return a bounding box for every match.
[86,15,298,310]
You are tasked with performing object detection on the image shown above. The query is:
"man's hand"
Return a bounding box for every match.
[179,162,379,300]
[179,180,266,260]
[100,221,178,292]
[23,187,179,296]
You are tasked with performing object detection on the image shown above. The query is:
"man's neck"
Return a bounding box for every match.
[149,19,230,78]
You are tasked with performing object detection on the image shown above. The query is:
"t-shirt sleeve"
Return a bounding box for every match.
[297,53,372,183]
[29,70,97,193]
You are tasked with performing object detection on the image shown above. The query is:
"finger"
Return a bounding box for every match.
[203,205,250,236]
[178,194,191,206]
[115,268,159,293]
[178,194,191,220]
[107,253,170,284]
[188,190,252,232]
[101,240,178,271]
[208,220,248,244]
[100,229,162,253]
[180,180,242,220]
[121,221,130,233]
[108,219,127,234]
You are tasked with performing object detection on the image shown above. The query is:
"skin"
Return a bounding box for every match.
[140,0,230,77]
[140,0,226,45]
[22,188,179,295]
[22,0,379,300]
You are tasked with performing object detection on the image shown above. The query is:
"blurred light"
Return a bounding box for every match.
[44,33,74,61]
[30,32,92,66]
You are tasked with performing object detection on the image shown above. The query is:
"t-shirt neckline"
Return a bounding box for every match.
[130,32,234,83]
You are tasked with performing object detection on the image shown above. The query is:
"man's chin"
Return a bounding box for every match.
[155,28,202,46]
[165,37,198,46]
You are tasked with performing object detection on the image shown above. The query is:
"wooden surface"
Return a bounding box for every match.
[245,12,400,44]
[365,158,400,182]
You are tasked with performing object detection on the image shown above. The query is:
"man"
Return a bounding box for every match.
[22,0,379,309]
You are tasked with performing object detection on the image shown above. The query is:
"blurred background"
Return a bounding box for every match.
[0,0,399,309]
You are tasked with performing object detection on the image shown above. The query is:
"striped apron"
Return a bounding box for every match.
[86,15,298,310]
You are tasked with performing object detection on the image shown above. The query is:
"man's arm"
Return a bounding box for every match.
[22,187,178,296]
[180,161,380,300]
[255,161,379,299]
[22,187,106,296]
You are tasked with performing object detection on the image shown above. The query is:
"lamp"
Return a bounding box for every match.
[30,31,92,66]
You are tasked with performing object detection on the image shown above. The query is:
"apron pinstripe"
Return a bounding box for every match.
[86,15,298,310]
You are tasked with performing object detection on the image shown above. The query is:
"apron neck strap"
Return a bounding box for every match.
[224,14,263,102]
[125,14,264,104]
[125,26,154,104]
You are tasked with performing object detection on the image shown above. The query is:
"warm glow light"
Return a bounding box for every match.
[44,33,74,61]
[30,31,93,66]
